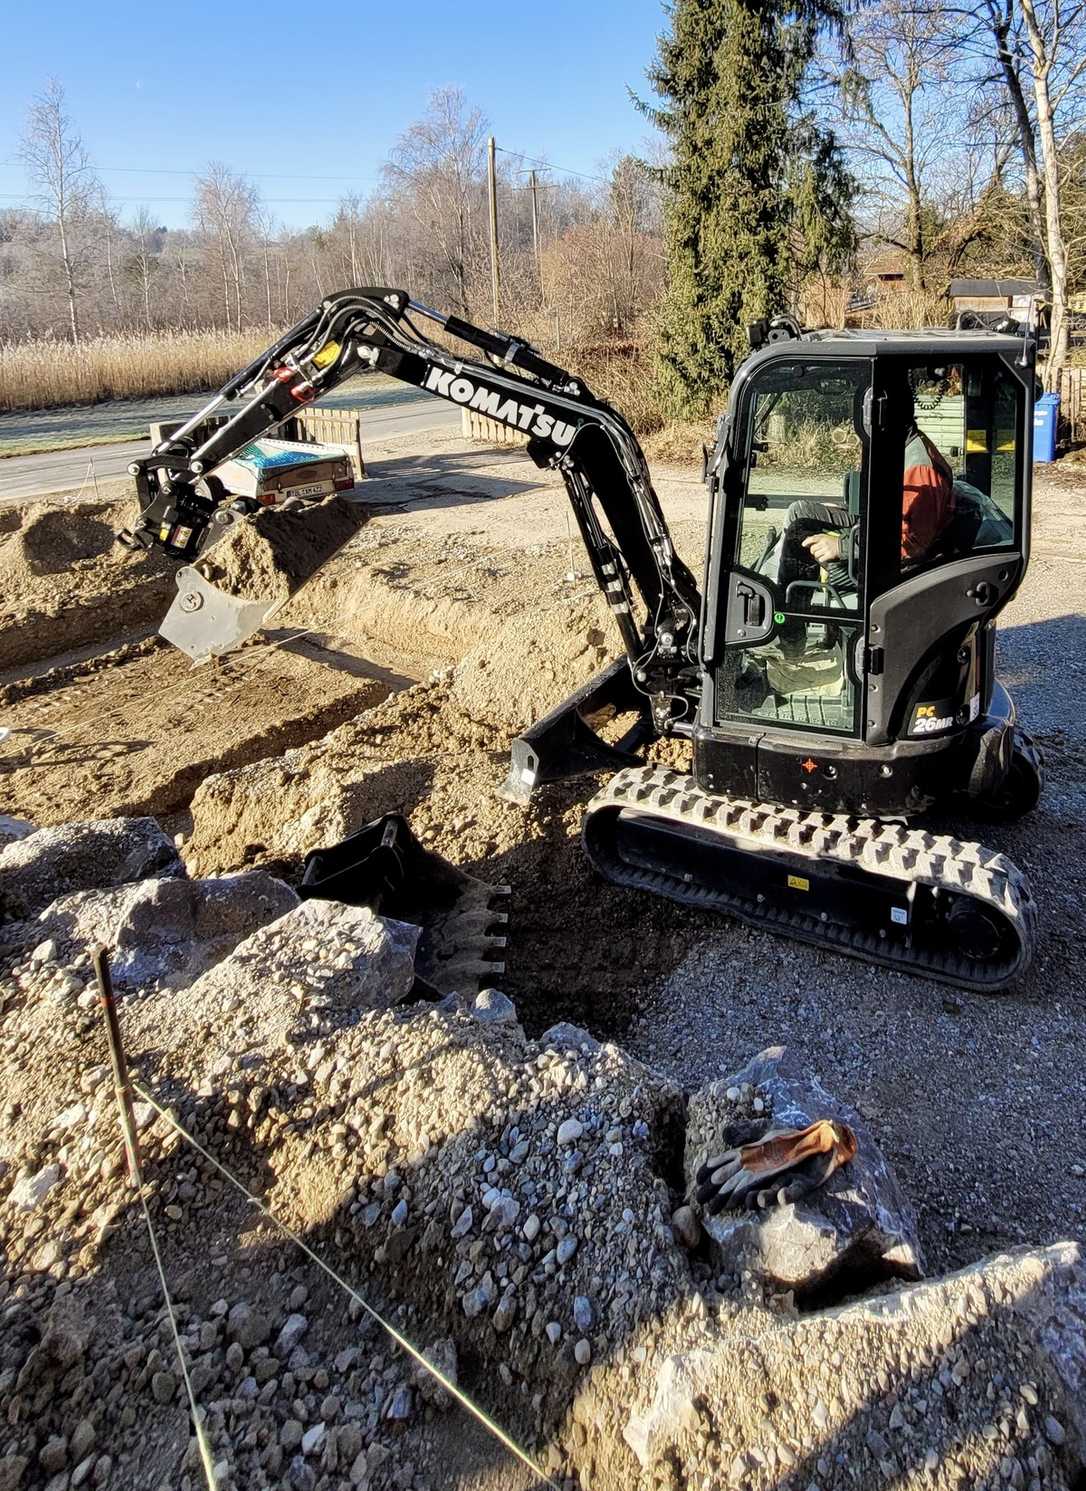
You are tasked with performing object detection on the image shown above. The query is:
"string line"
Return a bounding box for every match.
[129,1080,558,1491]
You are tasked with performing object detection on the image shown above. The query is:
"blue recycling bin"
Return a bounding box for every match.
[1034,391,1060,462]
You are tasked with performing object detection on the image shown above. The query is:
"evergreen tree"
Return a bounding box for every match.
[640,0,856,416]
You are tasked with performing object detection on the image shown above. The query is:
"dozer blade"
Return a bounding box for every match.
[158,494,365,663]
[583,766,1036,993]
[299,813,510,998]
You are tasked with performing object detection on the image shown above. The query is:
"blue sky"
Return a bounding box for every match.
[1,0,669,230]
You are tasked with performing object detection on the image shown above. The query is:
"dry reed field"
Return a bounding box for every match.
[0,327,282,411]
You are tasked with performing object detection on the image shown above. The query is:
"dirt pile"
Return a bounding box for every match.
[196,494,367,604]
[180,676,703,1033]
[0,863,694,1490]
[449,594,615,733]
[0,497,173,674]
[620,1243,1086,1488]
[2,504,117,578]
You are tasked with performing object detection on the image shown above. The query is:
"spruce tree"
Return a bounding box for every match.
[640,0,855,416]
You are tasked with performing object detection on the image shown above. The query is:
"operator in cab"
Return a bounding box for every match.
[797,395,955,575]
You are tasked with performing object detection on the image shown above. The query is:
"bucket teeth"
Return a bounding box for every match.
[299,812,512,998]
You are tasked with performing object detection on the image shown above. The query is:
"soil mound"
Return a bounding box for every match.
[0,501,132,596]
[450,593,615,732]
[0,495,174,673]
[16,506,116,576]
[195,494,366,603]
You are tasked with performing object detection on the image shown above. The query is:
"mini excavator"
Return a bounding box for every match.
[120,288,1044,992]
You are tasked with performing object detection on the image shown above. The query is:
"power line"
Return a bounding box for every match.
[493,145,607,185]
[0,193,353,206]
[0,160,382,184]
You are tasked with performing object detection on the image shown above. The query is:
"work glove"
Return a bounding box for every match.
[695,1118,857,1214]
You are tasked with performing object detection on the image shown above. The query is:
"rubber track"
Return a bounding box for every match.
[583,765,1037,992]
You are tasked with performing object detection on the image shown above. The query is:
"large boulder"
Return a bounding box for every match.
[624,1241,1086,1487]
[32,870,299,991]
[176,897,421,1048]
[686,1045,923,1298]
[0,816,182,923]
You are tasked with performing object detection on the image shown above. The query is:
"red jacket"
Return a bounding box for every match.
[902,427,954,562]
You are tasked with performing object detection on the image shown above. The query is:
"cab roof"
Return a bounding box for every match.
[794,327,1031,358]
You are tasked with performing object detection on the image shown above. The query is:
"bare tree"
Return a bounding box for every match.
[20,79,100,341]
[254,208,278,329]
[195,163,258,331]
[1018,0,1086,380]
[386,87,489,312]
[963,1,1049,278]
[831,1,966,289]
[128,208,159,332]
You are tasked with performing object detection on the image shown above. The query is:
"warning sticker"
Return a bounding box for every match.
[787,874,810,892]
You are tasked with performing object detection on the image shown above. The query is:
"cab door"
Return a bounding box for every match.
[863,355,1028,745]
[704,357,873,740]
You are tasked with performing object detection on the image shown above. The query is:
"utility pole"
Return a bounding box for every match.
[487,135,501,323]
[529,169,543,299]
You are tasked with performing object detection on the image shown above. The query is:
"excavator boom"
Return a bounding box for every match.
[122,288,701,727]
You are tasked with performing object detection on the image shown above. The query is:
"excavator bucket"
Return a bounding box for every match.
[159,563,282,663]
[159,494,365,663]
[298,813,510,998]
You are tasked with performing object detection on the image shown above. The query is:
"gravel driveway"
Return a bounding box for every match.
[628,468,1086,1274]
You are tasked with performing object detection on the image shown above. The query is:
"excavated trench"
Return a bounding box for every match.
[0,491,710,1045]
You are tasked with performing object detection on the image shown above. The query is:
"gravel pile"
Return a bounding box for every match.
[4,821,1086,1489]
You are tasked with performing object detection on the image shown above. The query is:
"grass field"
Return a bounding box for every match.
[0,327,281,412]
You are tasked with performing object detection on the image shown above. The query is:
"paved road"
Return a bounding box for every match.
[0,387,461,502]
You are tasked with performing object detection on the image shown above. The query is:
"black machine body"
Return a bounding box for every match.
[693,327,1039,821]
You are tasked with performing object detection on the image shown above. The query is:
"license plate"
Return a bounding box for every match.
[287,481,330,499]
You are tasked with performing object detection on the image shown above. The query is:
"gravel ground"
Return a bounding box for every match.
[627,470,1086,1276]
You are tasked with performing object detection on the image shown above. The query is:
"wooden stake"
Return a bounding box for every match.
[93,945,143,1190]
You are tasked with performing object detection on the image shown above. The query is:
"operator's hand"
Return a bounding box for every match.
[694,1118,857,1213]
[802,531,843,565]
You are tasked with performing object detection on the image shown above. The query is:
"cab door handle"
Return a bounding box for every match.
[737,583,764,627]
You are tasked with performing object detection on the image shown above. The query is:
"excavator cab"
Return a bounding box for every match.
[697,330,1035,820]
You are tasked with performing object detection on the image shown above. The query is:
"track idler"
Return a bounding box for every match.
[299,813,509,998]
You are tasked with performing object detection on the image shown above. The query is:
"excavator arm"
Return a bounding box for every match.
[121,288,701,725]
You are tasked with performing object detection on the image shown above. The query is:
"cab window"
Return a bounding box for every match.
[715,360,871,737]
[893,361,1019,578]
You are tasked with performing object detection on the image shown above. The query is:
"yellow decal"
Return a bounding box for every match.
[787,874,810,892]
[312,341,341,369]
[966,428,988,453]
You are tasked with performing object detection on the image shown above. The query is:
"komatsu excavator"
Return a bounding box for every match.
[120,288,1044,992]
